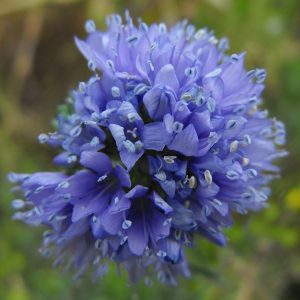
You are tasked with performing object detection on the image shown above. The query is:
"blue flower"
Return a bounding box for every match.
[117,185,173,256]
[148,155,190,198]
[45,114,106,166]
[108,101,172,169]
[9,12,286,285]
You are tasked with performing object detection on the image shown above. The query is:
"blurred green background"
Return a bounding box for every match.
[1,0,300,299]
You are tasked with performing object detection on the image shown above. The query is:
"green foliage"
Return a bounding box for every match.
[1,0,300,299]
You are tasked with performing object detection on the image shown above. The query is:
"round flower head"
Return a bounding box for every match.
[9,12,286,285]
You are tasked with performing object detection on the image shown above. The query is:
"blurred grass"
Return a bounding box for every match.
[1,0,300,299]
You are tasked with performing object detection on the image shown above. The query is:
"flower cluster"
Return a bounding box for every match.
[9,12,286,285]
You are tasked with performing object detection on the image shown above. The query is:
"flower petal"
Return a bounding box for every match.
[168,124,198,156]
[190,111,212,137]
[160,180,176,198]
[142,122,172,151]
[150,192,173,214]
[169,199,196,231]
[72,190,111,222]
[101,210,124,234]
[154,64,179,92]
[149,210,171,241]
[114,165,131,188]
[126,185,148,199]
[143,87,176,120]
[108,195,131,214]
[80,151,112,175]
[109,124,126,150]
[127,216,148,256]
[120,149,144,170]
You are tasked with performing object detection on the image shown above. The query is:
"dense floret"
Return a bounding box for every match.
[9,12,286,285]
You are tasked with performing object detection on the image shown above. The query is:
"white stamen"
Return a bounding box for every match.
[188,176,197,189]
[163,156,176,164]
[111,86,120,98]
[229,140,239,152]
[242,157,250,166]
[204,170,213,184]
[122,219,132,230]
[156,250,167,258]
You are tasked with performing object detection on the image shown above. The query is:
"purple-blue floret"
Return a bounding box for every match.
[8,12,286,285]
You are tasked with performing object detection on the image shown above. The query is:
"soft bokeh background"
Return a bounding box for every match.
[1,0,300,299]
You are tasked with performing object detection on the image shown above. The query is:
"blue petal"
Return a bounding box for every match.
[221,53,246,95]
[74,36,106,70]
[212,200,229,216]
[53,152,70,166]
[120,149,144,170]
[64,170,98,197]
[117,101,142,123]
[149,210,171,241]
[174,161,188,179]
[62,219,89,238]
[190,111,212,136]
[114,165,131,188]
[74,37,96,66]
[143,87,176,120]
[198,225,227,246]
[148,155,162,175]
[72,191,110,222]
[23,172,66,187]
[203,77,224,101]
[126,185,148,199]
[101,210,124,234]
[150,192,173,214]
[168,124,198,156]
[158,239,182,264]
[160,180,176,198]
[90,214,105,238]
[127,216,148,256]
[109,124,126,149]
[80,151,112,175]
[154,64,179,92]
[108,195,131,214]
[169,199,196,231]
[142,122,172,151]
[196,182,220,198]
[86,80,107,111]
